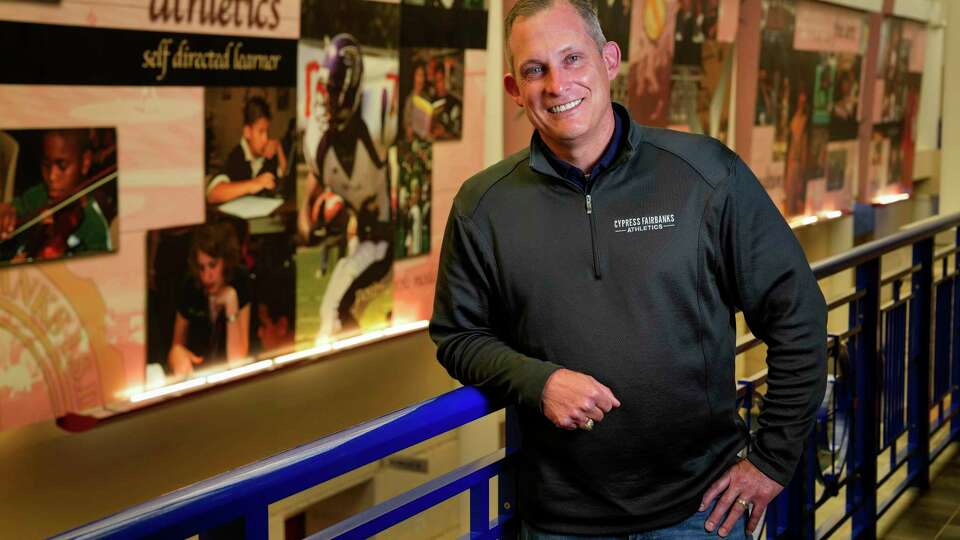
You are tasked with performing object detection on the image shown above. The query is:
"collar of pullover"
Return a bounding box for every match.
[529,102,638,189]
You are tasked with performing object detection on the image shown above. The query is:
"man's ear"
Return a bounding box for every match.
[242,124,252,143]
[503,73,524,108]
[601,41,622,80]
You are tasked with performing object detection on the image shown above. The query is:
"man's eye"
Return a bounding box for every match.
[524,66,544,77]
[567,55,581,63]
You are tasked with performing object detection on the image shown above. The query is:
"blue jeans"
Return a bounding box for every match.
[520,501,751,540]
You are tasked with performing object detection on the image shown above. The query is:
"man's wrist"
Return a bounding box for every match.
[745,451,788,488]
[531,363,564,412]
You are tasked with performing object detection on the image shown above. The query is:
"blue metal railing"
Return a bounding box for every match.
[57,212,960,540]
[764,215,960,540]
[52,387,512,539]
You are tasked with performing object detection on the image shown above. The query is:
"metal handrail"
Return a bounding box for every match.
[811,212,960,278]
[52,387,501,539]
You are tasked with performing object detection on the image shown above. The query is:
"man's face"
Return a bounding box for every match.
[243,117,271,157]
[504,2,620,151]
[41,133,91,202]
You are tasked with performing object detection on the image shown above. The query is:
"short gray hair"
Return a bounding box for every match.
[504,0,607,73]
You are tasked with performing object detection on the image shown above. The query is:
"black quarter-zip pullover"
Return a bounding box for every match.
[430,104,827,535]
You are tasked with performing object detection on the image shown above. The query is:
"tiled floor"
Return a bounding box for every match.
[882,444,960,540]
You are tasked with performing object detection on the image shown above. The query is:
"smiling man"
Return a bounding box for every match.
[430,0,827,538]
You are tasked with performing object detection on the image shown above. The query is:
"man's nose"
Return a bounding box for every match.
[48,166,63,185]
[544,67,568,96]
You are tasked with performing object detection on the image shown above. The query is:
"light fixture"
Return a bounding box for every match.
[873,193,910,205]
[130,377,207,403]
[274,345,332,365]
[206,359,274,384]
[128,320,431,404]
[333,330,386,350]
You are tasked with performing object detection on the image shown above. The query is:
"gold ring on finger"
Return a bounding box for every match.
[736,498,750,509]
[579,418,595,431]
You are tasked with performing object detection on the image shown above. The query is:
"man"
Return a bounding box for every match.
[430,0,827,538]
[0,129,111,262]
[206,96,287,204]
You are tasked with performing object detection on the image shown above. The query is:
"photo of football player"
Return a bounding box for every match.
[298,34,396,342]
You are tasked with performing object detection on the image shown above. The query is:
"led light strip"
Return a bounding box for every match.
[382,320,430,336]
[274,344,332,365]
[873,193,910,205]
[207,359,274,384]
[130,377,207,403]
[332,331,386,350]
[129,320,430,404]
[790,215,820,228]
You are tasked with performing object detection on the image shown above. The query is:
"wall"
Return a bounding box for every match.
[0,332,453,538]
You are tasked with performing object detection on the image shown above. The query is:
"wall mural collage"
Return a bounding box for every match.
[0,0,932,432]
[751,0,868,218]
[867,16,926,202]
[623,0,737,142]
[0,0,488,431]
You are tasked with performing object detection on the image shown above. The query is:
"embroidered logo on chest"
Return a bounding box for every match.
[613,214,676,233]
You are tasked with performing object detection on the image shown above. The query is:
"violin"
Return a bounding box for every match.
[21,196,85,260]
[0,166,118,261]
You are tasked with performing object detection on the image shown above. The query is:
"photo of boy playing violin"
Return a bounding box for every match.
[0,127,117,265]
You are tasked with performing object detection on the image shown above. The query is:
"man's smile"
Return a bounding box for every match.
[548,98,584,114]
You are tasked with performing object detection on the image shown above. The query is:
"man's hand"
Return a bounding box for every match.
[253,171,277,193]
[701,458,783,537]
[169,345,203,377]
[0,203,17,240]
[263,139,282,159]
[209,285,240,321]
[541,368,620,430]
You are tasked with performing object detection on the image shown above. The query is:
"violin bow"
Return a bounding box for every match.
[1,168,119,244]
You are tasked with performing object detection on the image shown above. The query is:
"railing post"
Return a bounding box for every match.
[244,505,268,540]
[909,238,933,489]
[750,381,783,539]
[470,478,490,535]
[498,406,520,537]
[798,432,818,540]
[954,227,960,442]
[766,433,817,540]
[849,258,880,540]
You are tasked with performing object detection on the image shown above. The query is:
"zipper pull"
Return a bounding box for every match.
[585,194,593,215]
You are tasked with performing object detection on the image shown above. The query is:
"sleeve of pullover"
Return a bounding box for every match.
[430,206,562,410]
[720,156,828,487]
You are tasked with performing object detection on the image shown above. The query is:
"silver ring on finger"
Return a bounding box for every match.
[579,418,595,431]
